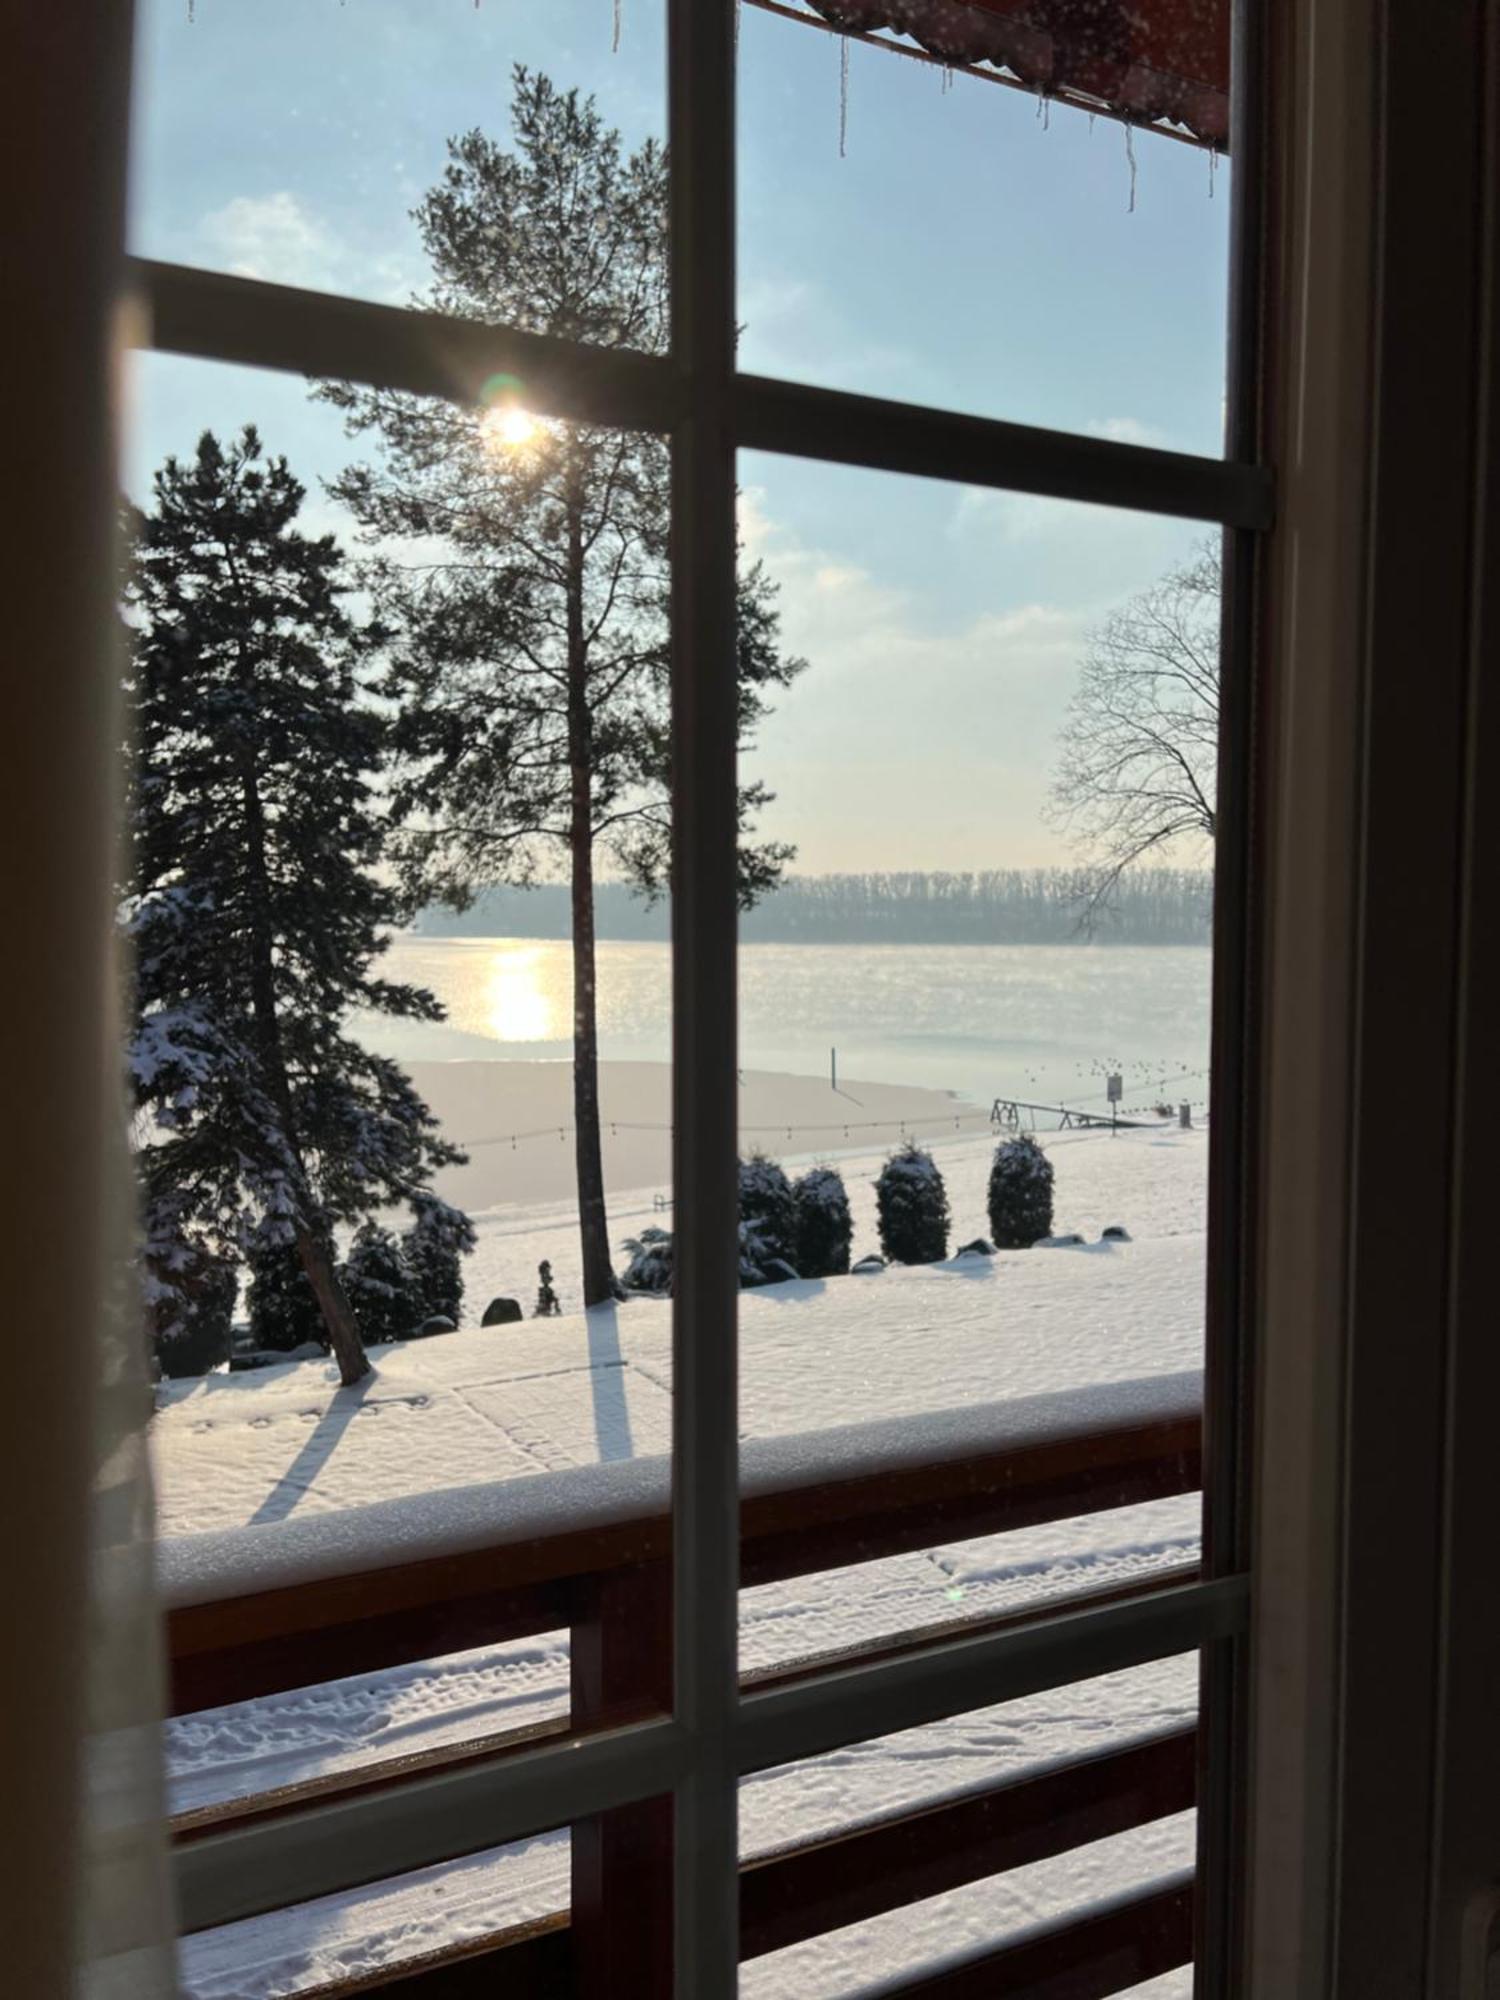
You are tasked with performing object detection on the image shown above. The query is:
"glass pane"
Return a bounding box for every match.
[740,1657,1198,1997]
[177,1834,569,1998]
[167,1644,568,1822]
[734,453,1215,1643]
[134,353,676,1498]
[130,0,668,345]
[129,345,679,1978]
[737,1,1232,450]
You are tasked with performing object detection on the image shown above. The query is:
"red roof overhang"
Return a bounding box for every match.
[752,0,1230,151]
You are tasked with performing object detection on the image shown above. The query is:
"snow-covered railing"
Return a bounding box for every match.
[165,1371,1204,1997]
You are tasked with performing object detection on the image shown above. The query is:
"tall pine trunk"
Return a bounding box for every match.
[240,760,369,1385]
[566,491,616,1307]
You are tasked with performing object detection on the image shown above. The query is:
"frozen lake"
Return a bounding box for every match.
[362,936,1213,1116]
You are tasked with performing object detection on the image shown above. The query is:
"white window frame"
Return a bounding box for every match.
[125,3,1276,1993]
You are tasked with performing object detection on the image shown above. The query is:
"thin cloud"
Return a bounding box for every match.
[198,190,418,303]
[739,490,1098,870]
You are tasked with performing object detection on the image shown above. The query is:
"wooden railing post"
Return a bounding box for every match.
[570,1558,674,1995]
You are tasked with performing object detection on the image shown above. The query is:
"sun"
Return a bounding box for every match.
[481,403,539,452]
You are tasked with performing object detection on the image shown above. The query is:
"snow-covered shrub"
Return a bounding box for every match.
[792,1165,853,1278]
[341,1223,421,1345]
[403,1196,475,1327]
[738,1153,798,1270]
[247,1236,328,1352]
[875,1141,950,1265]
[740,1215,803,1288]
[987,1133,1055,1248]
[622,1227,674,1294]
[148,1247,237,1379]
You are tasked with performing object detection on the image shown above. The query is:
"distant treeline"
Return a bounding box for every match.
[413,869,1213,946]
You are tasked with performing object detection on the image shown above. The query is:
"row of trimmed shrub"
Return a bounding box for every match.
[621,1133,1057,1293]
[622,1156,856,1295]
[875,1131,1056,1263]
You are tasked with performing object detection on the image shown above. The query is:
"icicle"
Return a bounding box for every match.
[1088,112,1096,136]
[1208,146,1218,200]
[612,0,621,54]
[1124,121,1138,213]
[941,62,954,95]
[839,34,850,157]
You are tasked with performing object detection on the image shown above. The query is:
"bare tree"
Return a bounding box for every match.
[1048,541,1220,926]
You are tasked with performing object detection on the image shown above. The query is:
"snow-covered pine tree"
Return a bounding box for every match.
[987,1132,1056,1248]
[247,1236,327,1354]
[125,427,470,1385]
[342,1222,421,1346]
[402,1194,474,1325]
[875,1141,951,1265]
[320,68,804,1307]
[738,1152,798,1272]
[144,1201,237,1378]
[792,1165,853,1278]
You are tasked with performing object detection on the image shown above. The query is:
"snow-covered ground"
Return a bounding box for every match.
[158,1111,1207,1999]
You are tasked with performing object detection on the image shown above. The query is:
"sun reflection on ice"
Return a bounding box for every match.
[484,944,566,1045]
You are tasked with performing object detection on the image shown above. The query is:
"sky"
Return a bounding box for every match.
[127,0,1231,874]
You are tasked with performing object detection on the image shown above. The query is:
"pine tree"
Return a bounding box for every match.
[403,1194,474,1324]
[125,427,470,1385]
[145,1209,237,1379]
[320,68,803,1306]
[875,1141,951,1265]
[987,1133,1056,1248]
[792,1165,853,1278]
[342,1222,421,1346]
[247,1236,327,1354]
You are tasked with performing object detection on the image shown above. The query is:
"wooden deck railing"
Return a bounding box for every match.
[163,1372,1203,1998]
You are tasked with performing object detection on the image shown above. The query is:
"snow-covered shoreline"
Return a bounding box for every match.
[401,1057,978,1206]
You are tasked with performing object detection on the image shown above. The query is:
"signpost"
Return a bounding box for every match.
[1107,1072,1123,1136]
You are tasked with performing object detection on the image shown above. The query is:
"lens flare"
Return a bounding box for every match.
[481,403,539,452]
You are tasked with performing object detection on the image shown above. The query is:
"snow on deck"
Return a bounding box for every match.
[161,1123,1205,2000]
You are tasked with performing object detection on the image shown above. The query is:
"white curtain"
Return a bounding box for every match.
[8,7,178,1994]
[80,1072,179,1998]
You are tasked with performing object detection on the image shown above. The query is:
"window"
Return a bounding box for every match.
[130,3,1270,1994]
